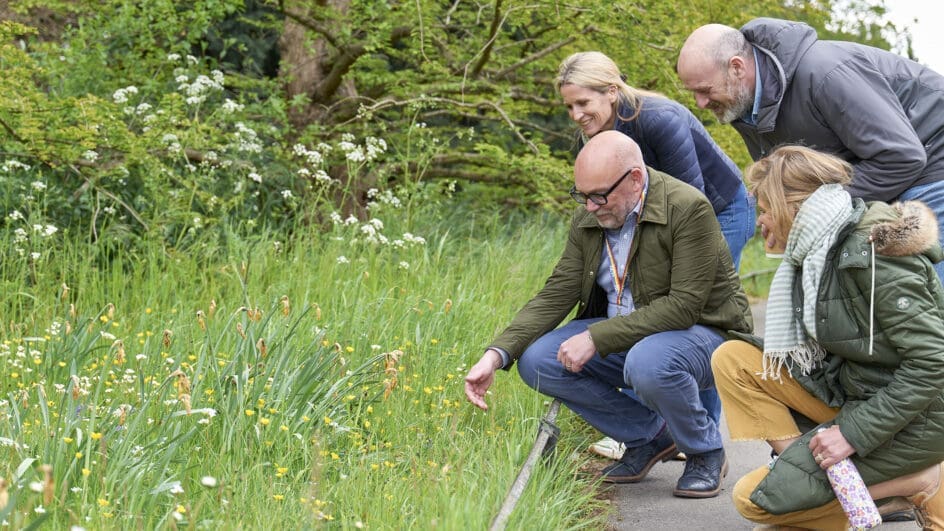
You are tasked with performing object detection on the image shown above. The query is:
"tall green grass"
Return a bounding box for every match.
[0,198,775,529]
[0,205,611,529]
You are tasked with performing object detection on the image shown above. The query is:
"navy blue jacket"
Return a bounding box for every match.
[583,97,744,214]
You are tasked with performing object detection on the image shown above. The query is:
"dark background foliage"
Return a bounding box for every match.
[0,0,910,243]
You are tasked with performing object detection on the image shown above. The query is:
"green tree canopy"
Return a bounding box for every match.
[0,0,909,245]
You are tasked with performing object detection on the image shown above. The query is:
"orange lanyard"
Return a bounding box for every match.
[604,189,646,308]
[604,238,630,307]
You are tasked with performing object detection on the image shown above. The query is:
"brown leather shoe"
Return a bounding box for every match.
[599,428,676,484]
[908,463,944,530]
[877,496,915,522]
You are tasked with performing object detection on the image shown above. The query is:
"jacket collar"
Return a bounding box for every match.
[739,18,818,132]
[750,45,787,132]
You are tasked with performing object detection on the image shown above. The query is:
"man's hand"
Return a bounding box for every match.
[465,349,503,410]
[556,331,596,372]
[809,425,855,470]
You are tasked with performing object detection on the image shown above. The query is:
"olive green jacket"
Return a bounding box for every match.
[489,168,753,361]
[747,200,944,514]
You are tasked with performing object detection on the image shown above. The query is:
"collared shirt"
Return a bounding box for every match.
[740,47,763,125]
[597,179,648,318]
[489,179,649,369]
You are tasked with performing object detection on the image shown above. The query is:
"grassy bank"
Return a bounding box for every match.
[0,204,614,529]
[0,198,774,528]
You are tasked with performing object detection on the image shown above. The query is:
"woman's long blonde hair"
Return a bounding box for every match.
[746,145,853,244]
[556,51,662,122]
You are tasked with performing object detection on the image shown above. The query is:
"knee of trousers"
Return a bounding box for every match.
[710,340,752,386]
[516,347,559,391]
[732,466,771,521]
[623,356,680,400]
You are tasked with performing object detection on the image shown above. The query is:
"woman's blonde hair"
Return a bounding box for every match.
[746,145,853,244]
[556,51,662,122]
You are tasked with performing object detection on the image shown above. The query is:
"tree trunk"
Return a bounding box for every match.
[277,0,358,127]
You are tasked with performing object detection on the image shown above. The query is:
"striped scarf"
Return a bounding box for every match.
[762,184,853,380]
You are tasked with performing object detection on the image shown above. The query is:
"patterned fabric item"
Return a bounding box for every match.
[825,458,881,529]
[762,184,854,379]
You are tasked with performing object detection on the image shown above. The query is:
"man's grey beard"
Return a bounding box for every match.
[716,82,755,124]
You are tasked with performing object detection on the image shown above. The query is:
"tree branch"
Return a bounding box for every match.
[421,109,572,142]
[67,164,149,232]
[0,115,25,143]
[469,0,503,79]
[495,25,597,79]
[309,24,412,104]
[281,7,341,49]
[336,95,540,154]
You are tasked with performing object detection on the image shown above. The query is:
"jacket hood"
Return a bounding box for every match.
[741,18,818,83]
[870,200,942,258]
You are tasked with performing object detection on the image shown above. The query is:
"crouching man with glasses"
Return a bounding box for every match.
[465,131,753,498]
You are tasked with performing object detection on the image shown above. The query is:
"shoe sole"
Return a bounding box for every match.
[881,510,915,522]
[672,458,729,498]
[589,443,624,461]
[600,443,678,484]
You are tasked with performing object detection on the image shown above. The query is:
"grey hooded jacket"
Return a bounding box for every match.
[734,18,944,202]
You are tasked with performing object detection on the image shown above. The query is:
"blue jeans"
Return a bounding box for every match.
[899,179,944,285]
[639,185,754,425]
[716,184,756,272]
[516,318,724,454]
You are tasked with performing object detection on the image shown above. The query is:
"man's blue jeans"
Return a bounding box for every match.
[899,179,944,285]
[716,183,756,272]
[687,185,755,424]
[516,318,724,454]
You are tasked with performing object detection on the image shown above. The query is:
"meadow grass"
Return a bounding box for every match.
[0,204,614,529]
[0,198,774,529]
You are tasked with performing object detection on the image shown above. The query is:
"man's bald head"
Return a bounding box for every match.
[573,131,646,230]
[575,130,642,181]
[676,23,756,124]
[678,23,751,73]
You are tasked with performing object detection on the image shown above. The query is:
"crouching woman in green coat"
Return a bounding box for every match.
[712,145,944,530]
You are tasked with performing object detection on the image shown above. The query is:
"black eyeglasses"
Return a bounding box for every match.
[570,167,635,205]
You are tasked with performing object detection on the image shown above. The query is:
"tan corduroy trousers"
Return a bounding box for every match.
[712,340,848,530]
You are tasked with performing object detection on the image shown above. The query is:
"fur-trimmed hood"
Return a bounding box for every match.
[870,200,941,257]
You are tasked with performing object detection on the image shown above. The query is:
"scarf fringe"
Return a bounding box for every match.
[761,342,827,380]
[763,185,852,373]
